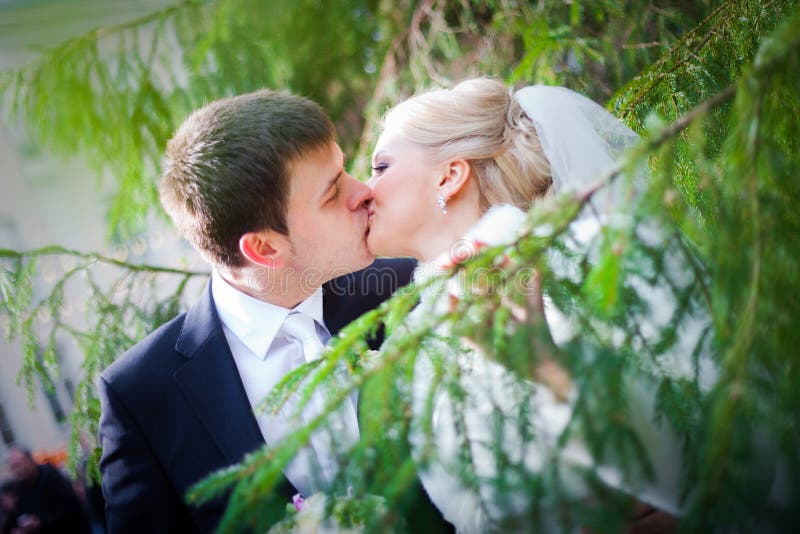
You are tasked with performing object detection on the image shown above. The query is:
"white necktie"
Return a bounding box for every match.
[281,312,326,364]
[280,312,360,490]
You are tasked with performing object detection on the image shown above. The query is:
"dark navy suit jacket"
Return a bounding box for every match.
[98,258,424,533]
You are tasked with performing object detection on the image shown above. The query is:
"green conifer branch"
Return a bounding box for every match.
[0,1,797,530]
[0,246,208,276]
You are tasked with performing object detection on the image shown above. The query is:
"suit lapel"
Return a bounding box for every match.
[172,282,265,466]
[172,281,298,500]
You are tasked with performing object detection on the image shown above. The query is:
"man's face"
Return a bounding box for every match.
[282,141,374,285]
[7,449,37,483]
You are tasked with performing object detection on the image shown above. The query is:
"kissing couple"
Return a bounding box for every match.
[99,78,694,533]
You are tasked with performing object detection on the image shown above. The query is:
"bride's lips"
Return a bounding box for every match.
[364,209,375,240]
[363,208,373,238]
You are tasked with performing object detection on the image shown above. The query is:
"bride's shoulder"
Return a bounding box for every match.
[467,204,528,246]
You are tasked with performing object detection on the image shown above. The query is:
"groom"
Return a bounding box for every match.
[98,90,442,532]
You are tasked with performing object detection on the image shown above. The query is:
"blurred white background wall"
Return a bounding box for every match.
[0,0,186,473]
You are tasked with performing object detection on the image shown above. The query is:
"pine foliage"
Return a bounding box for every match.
[1,0,799,531]
[0,245,207,478]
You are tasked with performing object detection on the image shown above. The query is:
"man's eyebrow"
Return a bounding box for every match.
[320,170,343,199]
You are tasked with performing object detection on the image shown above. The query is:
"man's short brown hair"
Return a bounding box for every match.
[159,89,335,267]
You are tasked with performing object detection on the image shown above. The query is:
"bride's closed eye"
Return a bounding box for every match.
[371,162,388,176]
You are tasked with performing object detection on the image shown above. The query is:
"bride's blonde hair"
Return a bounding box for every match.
[382,77,552,210]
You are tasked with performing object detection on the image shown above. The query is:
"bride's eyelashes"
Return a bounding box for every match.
[371,162,388,176]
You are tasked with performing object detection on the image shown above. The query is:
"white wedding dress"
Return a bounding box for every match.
[406,204,694,533]
[388,85,726,532]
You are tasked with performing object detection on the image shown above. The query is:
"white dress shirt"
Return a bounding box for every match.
[210,270,357,497]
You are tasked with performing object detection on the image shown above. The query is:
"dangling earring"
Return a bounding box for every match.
[437,194,448,215]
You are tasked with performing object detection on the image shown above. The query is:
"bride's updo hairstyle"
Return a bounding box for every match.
[381,77,552,210]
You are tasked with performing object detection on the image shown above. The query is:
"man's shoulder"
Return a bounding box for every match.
[326,257,416,296]
[101,312,188,389]
[368,257,417,281]
[322,258,416,339]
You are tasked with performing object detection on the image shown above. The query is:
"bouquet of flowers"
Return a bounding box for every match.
[266,493,391,534]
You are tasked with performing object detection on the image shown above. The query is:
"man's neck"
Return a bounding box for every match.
[215,266,317,309]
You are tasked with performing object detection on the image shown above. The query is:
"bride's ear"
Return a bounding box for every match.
[438,159,471,199]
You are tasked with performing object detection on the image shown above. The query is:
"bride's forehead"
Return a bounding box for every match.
[373,128,416,155]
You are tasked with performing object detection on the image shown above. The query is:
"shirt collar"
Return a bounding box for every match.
[211,270,326,359]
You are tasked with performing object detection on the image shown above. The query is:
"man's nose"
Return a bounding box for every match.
[346,174,373,210]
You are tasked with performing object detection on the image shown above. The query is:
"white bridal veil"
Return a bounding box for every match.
[514,85,642,217]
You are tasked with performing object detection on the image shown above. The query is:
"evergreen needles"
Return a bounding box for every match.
[1,1,799,531]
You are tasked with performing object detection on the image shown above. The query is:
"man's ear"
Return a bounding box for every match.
[438,159,471,200]
[239,230,284,267]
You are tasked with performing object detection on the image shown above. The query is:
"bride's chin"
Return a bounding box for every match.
[366,230,393,258]
[365,238,383,257]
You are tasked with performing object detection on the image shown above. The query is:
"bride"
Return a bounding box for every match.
[364,78,707,532]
